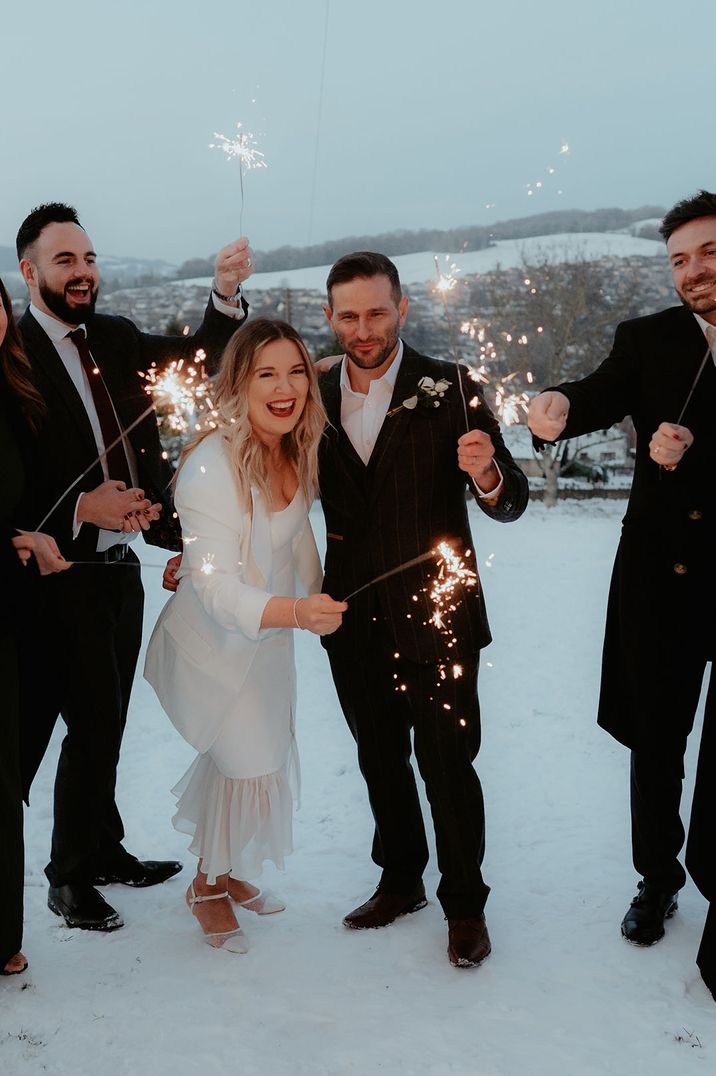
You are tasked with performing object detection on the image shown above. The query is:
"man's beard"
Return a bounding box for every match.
[38,277,98,325]
[337,328,400,370]
[677,275,716,317]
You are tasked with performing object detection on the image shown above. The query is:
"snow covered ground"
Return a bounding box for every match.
[181,232,664,295]
[3,498,714,1076]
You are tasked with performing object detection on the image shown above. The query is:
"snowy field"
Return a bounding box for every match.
[3,498,714,1076]
[181,232,664,294]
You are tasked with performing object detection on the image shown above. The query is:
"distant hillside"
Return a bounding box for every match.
[175,205,666,277]
[1,205,667,288]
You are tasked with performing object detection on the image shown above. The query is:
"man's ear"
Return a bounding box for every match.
[322,302,334,328]
[398,295,409,327]
[19,258,36,288]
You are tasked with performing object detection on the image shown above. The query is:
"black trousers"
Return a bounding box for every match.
[22,550,144,887]
[329,644,489,919]
[630,659,711,895]
[686,669,716,997]
[0,633,23,966]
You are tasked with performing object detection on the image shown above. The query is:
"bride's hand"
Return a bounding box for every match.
[295,593,348,635]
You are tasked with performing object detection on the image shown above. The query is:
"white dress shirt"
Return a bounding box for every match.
[694,312,716,362]
[30,304,142,551]
[340,341,404,464]
[338,340,502,497]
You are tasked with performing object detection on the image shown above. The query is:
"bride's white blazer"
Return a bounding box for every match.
[144,431,322,754]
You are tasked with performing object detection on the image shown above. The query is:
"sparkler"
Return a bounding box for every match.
[209,122,267,235]
[428,541,477,651]
[34,403,157,533]
[433,255,469,430]
[141,348,219,453]
[341,552,434,602]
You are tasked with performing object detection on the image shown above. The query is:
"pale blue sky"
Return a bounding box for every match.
[1,0,711,263]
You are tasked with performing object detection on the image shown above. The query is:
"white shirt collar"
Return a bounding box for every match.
[693,312,716,345]
[29,302,85,343]
[340,339,404,396]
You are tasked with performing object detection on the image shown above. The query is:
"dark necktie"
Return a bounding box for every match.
[68,327,133,487]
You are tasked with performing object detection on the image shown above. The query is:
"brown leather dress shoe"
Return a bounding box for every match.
[343,885,427,929]
[447,914,491,967]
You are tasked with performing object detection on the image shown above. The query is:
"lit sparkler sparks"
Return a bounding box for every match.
[494,388,530,426]
[200,553,216,576]
[209,123,267,170]
[429,541,478,647]
[209,121,268,234]
[141,349,218,437]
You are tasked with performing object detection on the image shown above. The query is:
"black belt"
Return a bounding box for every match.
[94,544,131,563]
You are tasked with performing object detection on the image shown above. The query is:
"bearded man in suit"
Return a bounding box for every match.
[317,252,529,967]
[528,190,716,1000]
[15,202,253,932]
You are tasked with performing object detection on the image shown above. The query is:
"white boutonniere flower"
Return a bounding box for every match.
[388,376,452,417]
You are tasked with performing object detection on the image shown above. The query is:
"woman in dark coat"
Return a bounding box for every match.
[0,277,70,976]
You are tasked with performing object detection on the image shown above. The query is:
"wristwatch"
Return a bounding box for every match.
[212,284,242,302]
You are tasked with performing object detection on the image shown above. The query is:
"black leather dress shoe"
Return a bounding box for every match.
[92,859,182,888]
[621,881,678,945]
[48,884,124,931]
[447,914,491,967]
[343,885,427,929]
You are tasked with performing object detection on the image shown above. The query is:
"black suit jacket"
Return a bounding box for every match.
[553,305,716,748]
[17,298,243,556]
[318,345,529,663]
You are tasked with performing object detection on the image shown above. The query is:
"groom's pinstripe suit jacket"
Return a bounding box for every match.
[318,344,529,664]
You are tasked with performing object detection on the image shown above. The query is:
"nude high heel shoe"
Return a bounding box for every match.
[186,883,248,953]
[235,888,285,915]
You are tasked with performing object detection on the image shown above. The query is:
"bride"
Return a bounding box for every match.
[145,318,346,953]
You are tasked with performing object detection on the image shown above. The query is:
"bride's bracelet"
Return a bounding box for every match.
[293,597,305,629]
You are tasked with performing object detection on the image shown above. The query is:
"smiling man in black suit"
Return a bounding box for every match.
[528,190,716,1000]
[15,202,253,932]
[317,252,529,967]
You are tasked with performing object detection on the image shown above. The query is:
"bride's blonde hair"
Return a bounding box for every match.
[180,318,326,510]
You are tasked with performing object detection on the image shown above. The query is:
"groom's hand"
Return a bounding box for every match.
[457,429,498,489]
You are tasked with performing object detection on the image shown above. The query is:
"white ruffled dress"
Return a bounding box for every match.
[171,490,304,884]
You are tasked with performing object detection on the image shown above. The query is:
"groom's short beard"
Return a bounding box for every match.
[344,336,399,369]
[38,278,98,325]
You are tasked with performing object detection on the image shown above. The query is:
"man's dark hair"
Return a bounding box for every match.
[659,190,716,242]
[16,202,83,260]
[326,251,402,307]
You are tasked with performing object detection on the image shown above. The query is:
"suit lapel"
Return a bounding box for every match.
[661,307,714,425]
[320,362,369,482]
[20,311,98,450]
[367,345,425,500]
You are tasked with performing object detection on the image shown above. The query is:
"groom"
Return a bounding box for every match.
[317,252,528,966]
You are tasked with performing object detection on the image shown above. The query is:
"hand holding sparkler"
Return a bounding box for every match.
[649,421,694,470]
[77,480,152,531]
[214,237,255,300]
[121,501,163,533]
[163,553,182,592]
[457,429,498,490]
[527,390,570,442]
[12,530,72,575]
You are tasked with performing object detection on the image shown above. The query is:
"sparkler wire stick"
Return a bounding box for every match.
[676,343,712,425]
[433,256,469,432]
[209,124,267,237]
[34,402,156,533]
[342,551,434,602]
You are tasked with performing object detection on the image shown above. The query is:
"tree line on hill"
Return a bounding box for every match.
[174,205,666,278]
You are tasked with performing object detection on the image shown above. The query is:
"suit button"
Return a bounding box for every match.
[673,563,688,575]
[688,510,702,520]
